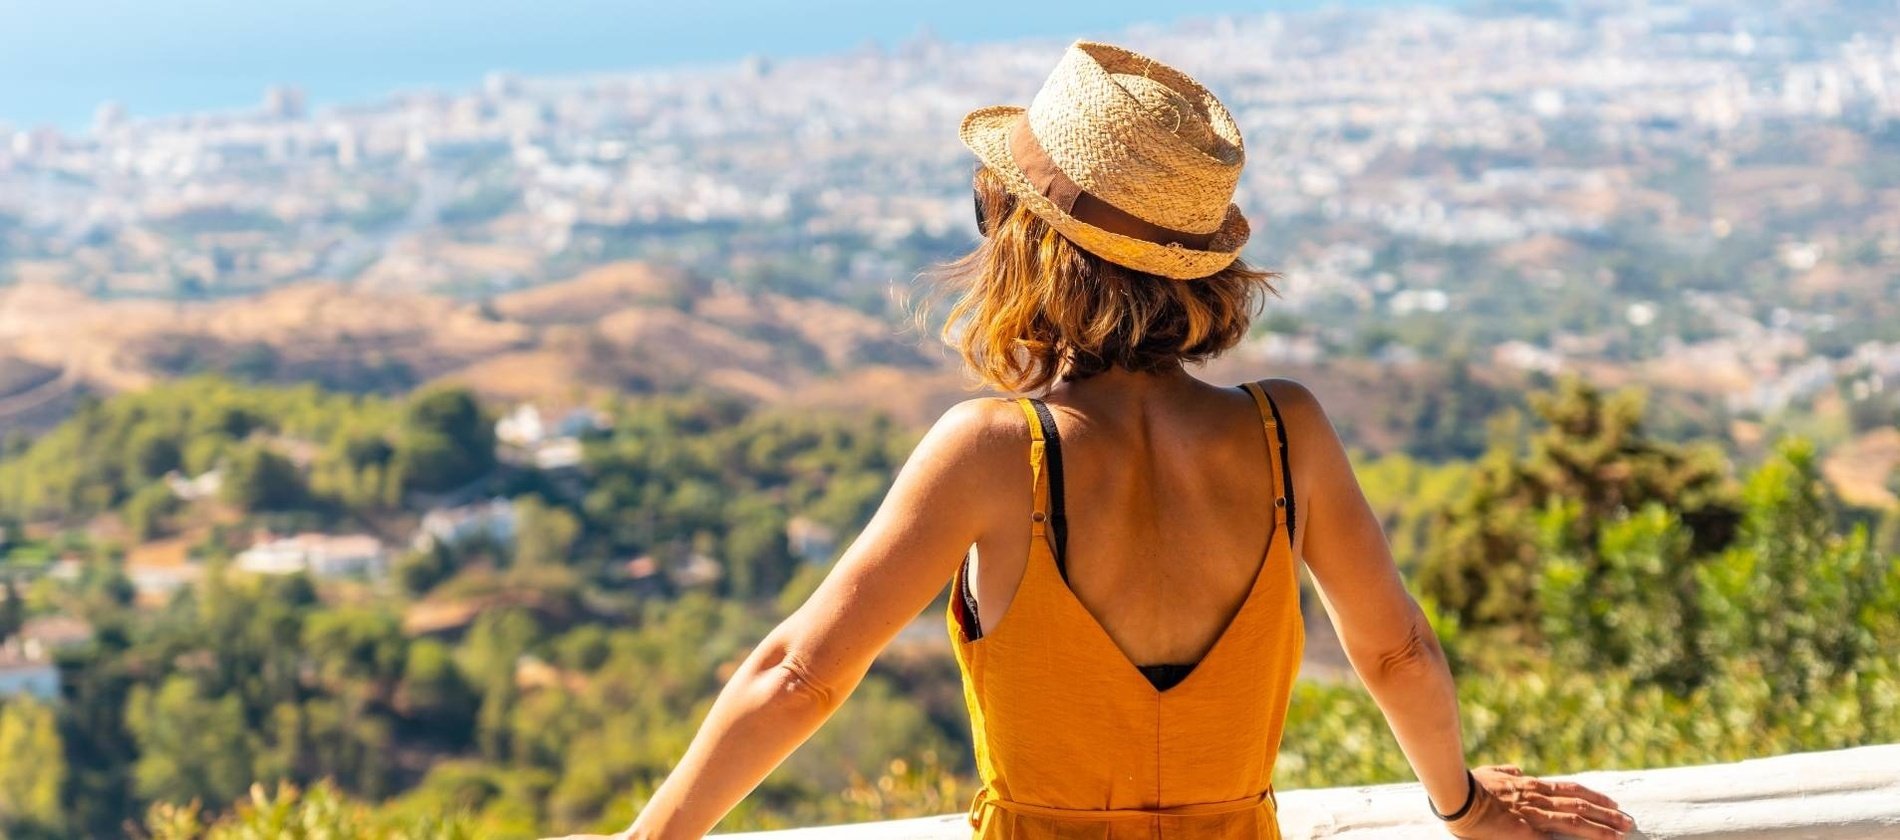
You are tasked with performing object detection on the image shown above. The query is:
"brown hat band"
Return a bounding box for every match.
[1007,116,1217,251]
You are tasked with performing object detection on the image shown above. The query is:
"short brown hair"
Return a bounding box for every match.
[924,166,1279,395]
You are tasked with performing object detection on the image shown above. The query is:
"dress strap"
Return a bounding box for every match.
[1241,381,1295,539]
[959,397,1057,644]
[1015,398,1049,543]
[1025,398,1070,583]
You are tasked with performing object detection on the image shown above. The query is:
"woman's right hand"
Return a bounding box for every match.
[1443,765,1635,839]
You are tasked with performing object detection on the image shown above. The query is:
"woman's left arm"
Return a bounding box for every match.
[548,399,1014,840]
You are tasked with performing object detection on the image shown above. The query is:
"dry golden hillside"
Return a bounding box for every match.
[3,261,1564,448]
[0,279,527,395]
[492,262,702,324]
[0,262,950,434]
[1824,428,1900,510]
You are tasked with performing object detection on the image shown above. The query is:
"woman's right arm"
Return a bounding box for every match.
[1262,379,1632,839]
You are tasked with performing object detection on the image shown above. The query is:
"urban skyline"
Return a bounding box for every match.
[2,0,1896,437]
[0,0,1424,131]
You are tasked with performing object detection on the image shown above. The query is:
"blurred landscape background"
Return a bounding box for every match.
[0,0,1897,837]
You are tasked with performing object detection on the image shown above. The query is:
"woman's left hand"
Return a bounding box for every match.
[1449,764,1634,839]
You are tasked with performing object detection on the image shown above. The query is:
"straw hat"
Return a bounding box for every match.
[960,40,1251,280]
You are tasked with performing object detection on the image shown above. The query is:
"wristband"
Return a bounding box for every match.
[1430,769,1478,821]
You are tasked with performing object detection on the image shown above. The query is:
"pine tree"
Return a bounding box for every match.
[1418,376,1739,634]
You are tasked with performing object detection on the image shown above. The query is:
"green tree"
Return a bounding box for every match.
[397,639,480,744]
[1695,439,1898,710]
[0,699,66,834]
[302,607,408,705]
[1403,356,1513,461]
[1537,501,1703,692]
[221,444,307,512]
[1419,377,1738,633]
[459,608,543,763]
[264,697,398,799]
[721,499,791,600]
[124,482,184,540]
[0,578,22,641]
[393,547,454,598]
[125,676,257,809]
[395,388,496,494]
[514,497,581,569]
[124,427,184,485]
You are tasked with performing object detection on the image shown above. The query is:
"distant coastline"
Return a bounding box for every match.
[0,0,1440,132]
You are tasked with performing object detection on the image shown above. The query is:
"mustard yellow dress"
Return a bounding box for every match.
[948,381,1305,838]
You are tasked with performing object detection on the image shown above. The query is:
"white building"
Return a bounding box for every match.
[237,533,387,578]
[125,561,203,603]
[495,403,548,447]
[668,553,724,589]
[164,468,224,501]
[414,498,518,552]
[533,437,584,470]
[497,403,602,470]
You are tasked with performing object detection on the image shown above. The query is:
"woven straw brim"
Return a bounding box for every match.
[959,105,1251,281]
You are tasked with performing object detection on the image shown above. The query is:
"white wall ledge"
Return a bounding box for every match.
[718,744,1900,839]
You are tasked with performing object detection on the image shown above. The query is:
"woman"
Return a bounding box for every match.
[558,40,1635,839]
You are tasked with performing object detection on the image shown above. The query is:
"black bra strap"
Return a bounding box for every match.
[1029,398,1070,584]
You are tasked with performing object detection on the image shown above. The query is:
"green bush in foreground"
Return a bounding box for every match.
[0,379,1888,837]
[1278,437,1900,790]
[143,781,474,840]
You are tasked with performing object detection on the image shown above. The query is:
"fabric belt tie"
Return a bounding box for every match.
[967,785,1277,827]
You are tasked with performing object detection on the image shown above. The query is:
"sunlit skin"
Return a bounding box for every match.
[541,363,1637,839]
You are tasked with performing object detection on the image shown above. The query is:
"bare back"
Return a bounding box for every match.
[964,369,1292,668]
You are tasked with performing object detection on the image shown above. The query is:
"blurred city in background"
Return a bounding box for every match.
[0,1,1896,837]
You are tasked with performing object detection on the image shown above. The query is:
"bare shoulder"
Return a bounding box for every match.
[925,396,1029,451]
[1255,377,1337,450]
[904,396,1030,485]
[1253,377,1353,501]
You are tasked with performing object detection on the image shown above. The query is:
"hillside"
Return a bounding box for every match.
[3,262,1892,504]
[0,262,957,434]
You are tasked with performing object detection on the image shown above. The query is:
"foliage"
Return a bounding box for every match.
[144,780,474,840]
[126,675,259,808]
[0,377,403,524]
[0,579,23,641]
[1282,433,1900,793]
[1692,440,1897,711]
[1537,502,1702,691]
[0,377,927,835]
[394,387,496,495]
[574,394,905,591]
[1348,451,1471,574]
[0,376,1888,838]
[124,481,185,540]
[1418,376,1739,632]
[513,497,581,571]
[0,698,66,835]
[1381,357,1518,461]
[221,444,307,512]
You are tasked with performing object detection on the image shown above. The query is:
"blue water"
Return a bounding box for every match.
[0,0,1432,131]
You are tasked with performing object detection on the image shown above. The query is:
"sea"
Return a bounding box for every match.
[0,0,1439,132]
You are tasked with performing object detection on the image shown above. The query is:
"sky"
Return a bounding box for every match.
[0,0,1424,131]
